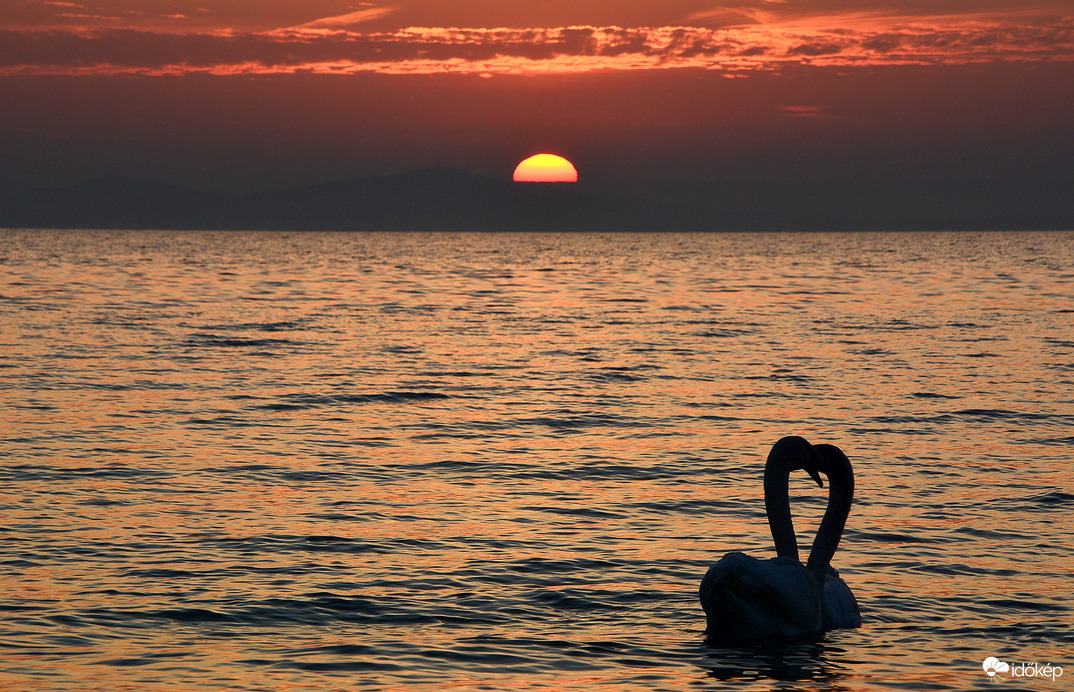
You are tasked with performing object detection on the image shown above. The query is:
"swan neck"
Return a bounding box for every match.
[764,448,799,561]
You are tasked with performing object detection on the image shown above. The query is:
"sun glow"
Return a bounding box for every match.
[513,153,578,183]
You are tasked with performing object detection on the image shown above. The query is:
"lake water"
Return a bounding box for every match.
[1,229,1071,691]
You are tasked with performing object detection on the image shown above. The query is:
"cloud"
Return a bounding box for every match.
[779,105,838,119]
[690,1,1074,28]
[287,6,397,31]
[0,18,1071,77]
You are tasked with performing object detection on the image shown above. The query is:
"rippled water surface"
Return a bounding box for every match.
[1,230,1072,691]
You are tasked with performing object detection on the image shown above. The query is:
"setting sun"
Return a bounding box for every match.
[513,153,578,183]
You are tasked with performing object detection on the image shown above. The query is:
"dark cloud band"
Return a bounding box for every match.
[1,21,1071,75]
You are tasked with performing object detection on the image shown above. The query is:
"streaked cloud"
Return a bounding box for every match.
[289,6,398,31]
[779,105,837,119]
[6,0,397,32]
[690,1,1074,27]
[1,17,1070,76]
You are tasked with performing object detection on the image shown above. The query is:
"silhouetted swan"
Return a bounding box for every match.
[807,443,861,629]
[699,436,860,638]
[699,436,824,638]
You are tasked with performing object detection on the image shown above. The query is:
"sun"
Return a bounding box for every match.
[513,153,578,183]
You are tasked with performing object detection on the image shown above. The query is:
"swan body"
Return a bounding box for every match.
[700,552,820,638]
[823,568,861,629]
[700,436,860,639]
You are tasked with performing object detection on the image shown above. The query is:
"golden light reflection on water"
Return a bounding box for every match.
[0,230,1071,690]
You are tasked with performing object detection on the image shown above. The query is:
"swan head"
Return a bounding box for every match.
[809,444,853,495]
[770,435,825,487]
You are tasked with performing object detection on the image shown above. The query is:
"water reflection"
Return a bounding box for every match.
[699,637,851,686]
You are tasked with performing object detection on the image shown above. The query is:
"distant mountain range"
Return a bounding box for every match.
[0,167,739,232]
[2,166,1068,232]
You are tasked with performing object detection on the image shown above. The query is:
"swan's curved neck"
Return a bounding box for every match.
[806,444,854,587]
[763,439,807,561]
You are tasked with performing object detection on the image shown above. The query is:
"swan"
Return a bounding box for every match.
[807,443,862,629]
[766,440,861,629]
[699,436,861,639]
[699,436,824,639]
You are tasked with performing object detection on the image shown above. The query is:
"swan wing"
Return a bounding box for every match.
[823,573,862,629]
[700,552,822,639]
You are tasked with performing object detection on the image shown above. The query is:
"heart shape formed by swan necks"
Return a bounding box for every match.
[700,436,861,638]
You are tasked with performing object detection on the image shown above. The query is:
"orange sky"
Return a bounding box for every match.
[1,1,1072,226]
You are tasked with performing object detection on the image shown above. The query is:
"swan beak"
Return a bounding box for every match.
[806,458,824,487]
